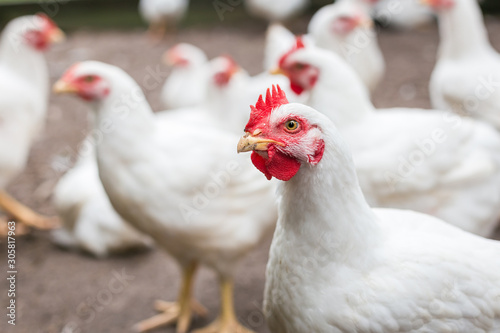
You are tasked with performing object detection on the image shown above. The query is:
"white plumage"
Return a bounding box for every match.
[372,0,436,30]
[0,14,63,229]
[0,15,51,189]
[52,135,153,258]
[161,43,208,110]
[237,98,500,333]
[428,0,500,130]
[308,0,385,93]
[204,55,301,133]
[54,61,277,333]
[245,0,309,23]
[139,0,189,37]
[277,44,500,236]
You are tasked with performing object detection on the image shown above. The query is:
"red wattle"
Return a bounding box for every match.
[251,152,272,180]
[290,82,304,95]
[251,147,301,181]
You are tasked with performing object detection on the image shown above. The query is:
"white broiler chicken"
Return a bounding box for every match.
[204,55,301,133]
[139,0,189,39]
[308,0,385,93]
[237,86,500,333]
[53,61,277,333]
[244,0,310,23]
[0,14,64,232]
[425,0,500,130]
[371,0,436,30]
[52,138,153,257]
[161,43,209,110]
[275,39,500,237]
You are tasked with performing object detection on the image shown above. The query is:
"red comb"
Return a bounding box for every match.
[278,36,306,68]
[36,13,57,30]
[245,85,288,132]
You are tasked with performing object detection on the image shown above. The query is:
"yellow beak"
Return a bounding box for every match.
[53,79,77,94]
[48,28,66,44]
[237,132,283,153]
[358,17,374,29]
[270,67,286,76]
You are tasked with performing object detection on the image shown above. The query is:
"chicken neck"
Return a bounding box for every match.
[437,0,495,60]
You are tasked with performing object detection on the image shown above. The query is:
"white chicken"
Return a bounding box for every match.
[274,39,500,237]
[160,43,209,110]
[245,0,310,23]
[371,0,436,30]
[308,0,385,93]
[53,61,277,333]
[237,86,500,333]
[52,137,153,257]
[425,0,500,130]
[204,54,301,133]
[138,0,189,39]
[0,14,64,232]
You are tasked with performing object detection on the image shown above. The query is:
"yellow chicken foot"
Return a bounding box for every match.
[0,190,60,230]
[134,261,205,333]
[193,277,255,333]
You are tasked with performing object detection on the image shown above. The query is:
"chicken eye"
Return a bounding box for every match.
[284,120,300,132]
[83,76,95,83]
[292,63,306,71]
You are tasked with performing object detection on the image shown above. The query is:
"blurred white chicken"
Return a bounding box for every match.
[204,54,301,133]
[0,14,64,233]
[54,61,277,333]
[245,0,310,23]
[371,0,436,30]
[52,137,153,257]
[161,43,209,110]
[237,86,500,333]
[425,0,500,130]
[139,0,189,39]
[275,39,500,236]
[308,0,385,93]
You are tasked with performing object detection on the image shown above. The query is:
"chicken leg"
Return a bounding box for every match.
[193,277,255,333]
[0,190,59,230]
[134,261,207,333]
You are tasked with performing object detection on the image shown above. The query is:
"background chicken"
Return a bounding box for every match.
[52,138,153,257]
[244,0,310,24]
[275,40,500,236]
[139,0,189,40]
[54,61,277,333]
[0,14,64,234]
[161,43,209,110]
[425,0,500,130]
[308,0,385,93]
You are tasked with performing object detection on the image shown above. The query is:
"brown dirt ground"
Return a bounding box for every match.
[2,14,500,333]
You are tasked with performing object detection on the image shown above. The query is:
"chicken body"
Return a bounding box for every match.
[54,61,277,333]
[245,0,309,23]
[161,43,209,110]
[428,0,500,130]
[0,16,50,189]
[237,95,500,333]
[52,135,153,257]
[0,15,63,231]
